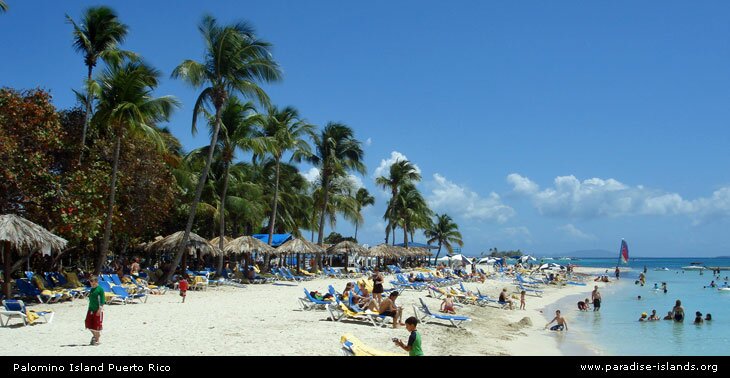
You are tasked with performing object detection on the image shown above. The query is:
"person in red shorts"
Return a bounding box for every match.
[179,276,189,303]
[86,275,105,345]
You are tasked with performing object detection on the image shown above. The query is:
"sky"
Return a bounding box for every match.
[2,1,730,257]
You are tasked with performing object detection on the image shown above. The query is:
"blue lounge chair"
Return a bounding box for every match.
[299,288,332,310]
[516,281,543,297]
[1,300,54,326]
[16,279,61,304]
[414,298,471,328]
[110,286,147,304]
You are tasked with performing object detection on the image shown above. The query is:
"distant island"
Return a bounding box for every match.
[546,249,615,258]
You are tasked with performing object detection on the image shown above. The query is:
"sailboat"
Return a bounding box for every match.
[618,239,629,266]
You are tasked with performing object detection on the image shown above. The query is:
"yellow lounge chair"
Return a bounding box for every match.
[340,334,406,356]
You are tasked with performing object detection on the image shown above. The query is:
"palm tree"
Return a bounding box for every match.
[375,159,421,244]
[189,97,262,273]
[67,6,133,163]
[392,183,432,247]
[258,106,312,245]
[424,214,463,264]
[307,123,366,245]
[165,15,280,283]
[93,61,179,274]
[0,1,8,13]
[353,188,374,241]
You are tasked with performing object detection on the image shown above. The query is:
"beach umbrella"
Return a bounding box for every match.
[0,214,68,297]
[224,236,275,255]
[276,238,325,255]
[519,255,537,263]
[327,241,367,256]
[539,262,564,270]
[145,231,221,258]
[477,257,497,264]
[209,236,232,248]
[362,244,400,258]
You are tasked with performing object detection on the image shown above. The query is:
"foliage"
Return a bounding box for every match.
[324,232,356,244]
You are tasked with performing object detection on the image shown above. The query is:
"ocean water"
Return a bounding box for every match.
[543,258,730,356]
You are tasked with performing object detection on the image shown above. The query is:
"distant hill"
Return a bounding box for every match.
[553,249,615,258]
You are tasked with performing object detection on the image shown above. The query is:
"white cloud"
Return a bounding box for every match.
[507,173,730,221]
[301,167,320,183]
[365,138,372,146]
[373,151,421,179]
[302,167,363,190]
[427,173,515,223]
[558,224,595,240]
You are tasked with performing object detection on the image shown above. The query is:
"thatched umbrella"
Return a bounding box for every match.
[0,214,67,297]
[209,236,232,249]
[145,231,220,273]
[277,238,325,272]
[224,236,275,255]
[327,241,367,272]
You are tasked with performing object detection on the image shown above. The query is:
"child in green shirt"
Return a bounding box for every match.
[393,316,423,356]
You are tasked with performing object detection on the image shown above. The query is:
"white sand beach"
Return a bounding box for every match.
[0,267,612,356]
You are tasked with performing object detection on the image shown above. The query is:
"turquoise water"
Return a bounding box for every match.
[546,258,730,356]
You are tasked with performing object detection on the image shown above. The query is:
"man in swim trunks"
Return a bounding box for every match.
[592,286,601,312]
[545,310,568,331]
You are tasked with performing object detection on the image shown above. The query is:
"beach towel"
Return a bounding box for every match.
[25,309,39,324]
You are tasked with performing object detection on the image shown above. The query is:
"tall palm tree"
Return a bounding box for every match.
[353,188,374,241]
[93,61,179,274]
[67,6,133,163]
[190,97,262,273]
[258,106,312,245]
[375,159,421,244]
[424,214,463,264]
[307,123,365,245]
[167,15,280,283]
[0,1,8,13]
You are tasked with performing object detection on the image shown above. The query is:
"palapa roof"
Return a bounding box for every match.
[0,214,67,254]
[145,231,221,257]
[276,238,325,255]
[209,236,232,248]
[223,236,275,255]
[360,244,399,258]
[327,241,367,255]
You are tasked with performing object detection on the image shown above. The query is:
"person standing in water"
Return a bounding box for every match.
[592,286,602,312]
[672,300,685,322]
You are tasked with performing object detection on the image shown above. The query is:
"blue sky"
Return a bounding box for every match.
[2,1,730,257]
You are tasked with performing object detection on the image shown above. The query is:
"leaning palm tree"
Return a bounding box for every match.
[67,6,134,163]
[0,1,8,13]
[376,159,421,244]
[353,187,374,241]
[307,123,365,245]
[166,15,280,283]
[424,213,463,264]
[93,61,179,274]
[258,105,312,245]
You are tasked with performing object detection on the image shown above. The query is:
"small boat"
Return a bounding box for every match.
[718,287,730,292]
[654,267,670,271]
[682,262,705,271]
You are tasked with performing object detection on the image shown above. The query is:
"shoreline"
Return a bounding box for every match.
[0,268,624,356]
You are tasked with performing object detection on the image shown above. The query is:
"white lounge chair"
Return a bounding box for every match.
[1,300,54,326]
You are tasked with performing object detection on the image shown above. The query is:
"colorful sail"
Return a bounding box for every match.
[620,239,629,264]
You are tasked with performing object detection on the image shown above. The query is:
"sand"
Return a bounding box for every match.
[0,267,613,356]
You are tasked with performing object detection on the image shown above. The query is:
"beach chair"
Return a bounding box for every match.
[110,286,148,304]
[97,281,125,305]
[1,300,54,326]
[338,299,388,327]
[282,267,306,281]
[192,275,208,290]
[340,334,406,356]
[516,281,543,297]
[299,288,334,310]
[414,298,471,328]
[16,279,61,304]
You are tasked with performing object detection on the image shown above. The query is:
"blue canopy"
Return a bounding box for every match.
[252,233,293,247]
[394,242,439,250]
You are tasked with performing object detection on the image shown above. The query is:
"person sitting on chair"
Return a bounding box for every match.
[498,288,514,310]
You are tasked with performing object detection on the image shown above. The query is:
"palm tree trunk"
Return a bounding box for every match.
[433,243,443,265]
[403,226,408,248]
[317,175,329,245]
[216,160,231,275]
[162,104,223,284]
[79,67,93,165]
[354,223,359,242]
[2,241,12,298]
[267,157,281,245]
[96,134,122,274]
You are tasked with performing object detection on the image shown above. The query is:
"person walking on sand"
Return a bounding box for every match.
[592,286,602,312]
[545,310,568,331]
[86,276,105,346]
[179,276,189,303]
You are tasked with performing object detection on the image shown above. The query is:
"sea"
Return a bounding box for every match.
[539,257,730,356]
